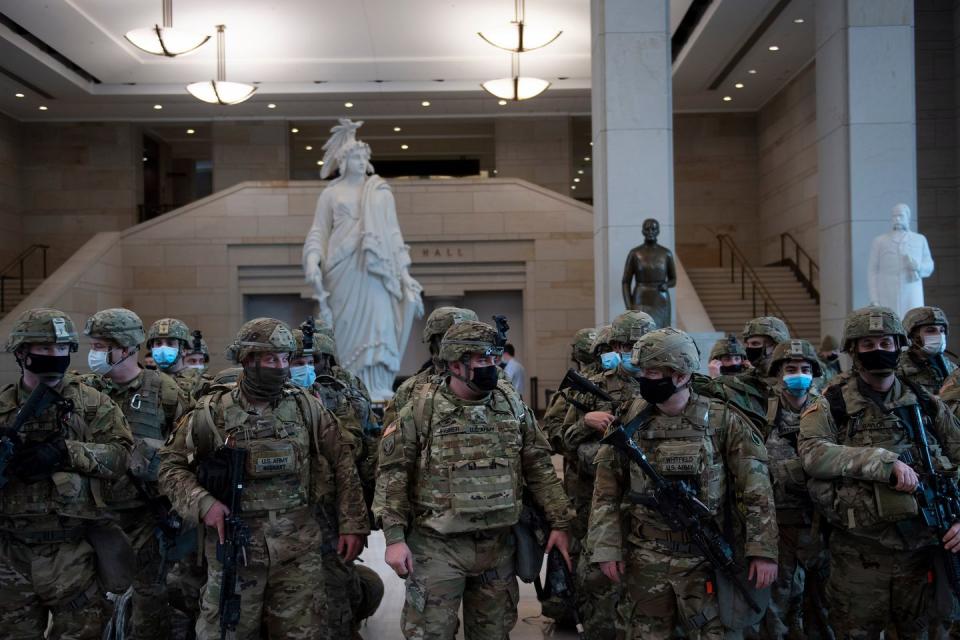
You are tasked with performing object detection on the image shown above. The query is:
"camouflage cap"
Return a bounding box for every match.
[768,339,822,378]
[610,310,657,345]
[6,308,79,353]
[709,335,747,361]
[422,306,479,343]
[591,325,614,355]
[225,317,297,363]
[903,306,949,336]
[84,308,145,348]
[572,327,598,364]
[439,320,502,362]
[631,328,701,374]
[819,334,839,352]
[146,317,191,346]
[841,305,907,351]
[741,316,790,344]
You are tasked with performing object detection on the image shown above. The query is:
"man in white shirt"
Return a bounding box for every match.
[501,343,526,396]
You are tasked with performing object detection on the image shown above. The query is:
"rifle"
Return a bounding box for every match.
[0,383,66,489]
[557,368,614,411]
[536,547,586,639]
[600,424,762,614]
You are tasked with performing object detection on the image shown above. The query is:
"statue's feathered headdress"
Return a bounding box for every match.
[321,118,373,179]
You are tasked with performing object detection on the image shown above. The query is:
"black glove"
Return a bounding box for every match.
[12,437,68,483]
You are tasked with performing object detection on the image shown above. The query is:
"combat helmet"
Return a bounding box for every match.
[742,316,790,344]
[709,335,747,361]
[6,308,79,353]
[840,305,907,352]
[572,327,598,364]
[591,325,614,356]
[610,311,657,347]
[631,328,701,374]
[903,306,949,336]
[768,339,822,378]
[146,317,191,348]
[225,317,297,364]
[84,308,145,348]
[422,306,479,344]
[184,332,210,363]
[439,320,503,362]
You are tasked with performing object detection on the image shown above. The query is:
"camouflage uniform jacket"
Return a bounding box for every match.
[170,367,212,402]
[589,391,779,563]
[80,368,187,510]
[0,377,132,530]
[382,364,436,432]
[762,386,819,525]
[542,363,601,456]
[562,367,639,460]
[373,380,573,544]
[897,347,957,396]
[158,384,369,536]
[798,374,960,550]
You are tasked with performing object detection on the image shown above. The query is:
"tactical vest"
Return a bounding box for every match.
[0,381,107,528]
[193,386,317,517]
[764,395,813,519]
[410,380,526,535]
[622,394,728,544]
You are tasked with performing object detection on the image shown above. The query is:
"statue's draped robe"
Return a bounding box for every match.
[867,230,934,318]
[303,175,419,400]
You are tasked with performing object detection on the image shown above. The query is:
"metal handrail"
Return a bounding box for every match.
[716,234,797,337]
[0,244,49,312]
[779,232,819,303]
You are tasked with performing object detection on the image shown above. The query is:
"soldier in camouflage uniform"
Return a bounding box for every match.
[589,328,779,639]
[818,335,842,383]
[159,317,369,639]
[897,305,957,395]
[799,305,960,639]
[182,333,210,371]
[738,316,791,400]
[82,308,190,640]
[700,335,767,419]
[146,318,214,402]
[313,322,377,413]
[373,320,574,640]
[0,308,132,639]
[382,306,479,431]
[289,327,383,639]
[541,326,598,454]
[754,340,831,640]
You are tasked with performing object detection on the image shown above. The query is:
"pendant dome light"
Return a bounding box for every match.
[125,0,210,57]
[481,53,551,101]
[477,0,562,52]
[186,25,257,105]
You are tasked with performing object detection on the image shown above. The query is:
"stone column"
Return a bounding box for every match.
[591,0,675,325]
[816,0,917,340]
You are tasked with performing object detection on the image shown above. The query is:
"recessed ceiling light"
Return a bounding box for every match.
[401,144,409,150]
[574,177,581,183]
[421,100,431,107]
[38,105,48,111]
[305,145,313,151]
[571,185,577,190]
[577,169,584,175]
[723,96,733,102]
[589,141,593,146]
[584,156,590,162]
[186,128,195,134]
[316,160,323,166]
[142,156,148,162]
[768,45,780,52]
[14,93,24,98]
[498,99,508,106]
[344,101,354,108]
[794,17,805,24]
[735,83,744,89]
[153,104,163,110]
[291,127,299,133]
[748,69,757,74]
[267,103,277,109]
[393,126,402,132]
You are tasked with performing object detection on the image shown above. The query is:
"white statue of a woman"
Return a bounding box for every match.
[867,203,934,318]
[302,119,423,401]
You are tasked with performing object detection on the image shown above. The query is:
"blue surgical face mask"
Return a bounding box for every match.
[783,373,813,397]
[151,346,179,369]
[88,349,113,375]
[290,364,317,388]
[600,351,621,371]
[621,358,642,374]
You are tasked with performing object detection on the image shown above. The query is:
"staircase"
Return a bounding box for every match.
[0,278,46,320]
[0,245,50,321]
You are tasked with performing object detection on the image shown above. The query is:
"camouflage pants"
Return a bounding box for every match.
[195,510,326,640]
[166,547,205,639]
[826,531,930,640]
[618,540,723,640]
[320,555,384,639]
[575,542,619,640]
[402,526,518,640]
[0,533,104,639]
[120,508,171,640]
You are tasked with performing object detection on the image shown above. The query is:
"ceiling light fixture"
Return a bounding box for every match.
[153,104,163,110]
[723,96,733,102]
[498,99,508,106]
[482,53,551,101]
[768,45,780,51]
[305,145,313,151]
[267,103,277,109]
[344,102,354,108]
[734,83,744,89]
[748,69,757,74]
[186,128,195,134]
[14,93,24,98]
[291,127,299,133]
[38,105,48,111]
[421,100,431,107]
[317,160,323,166]
[570,185,576,190]
[393,126,402,132]
[794,18,805,24]
[125,0,210,57]
[584,156,590,162]
[401,144,409,150]
[186,25,256,105]
[573,177,580,183]
[478,0,562,52]
[577,169,584,175]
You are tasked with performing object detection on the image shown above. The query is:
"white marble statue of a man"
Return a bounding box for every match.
[866,203,934,318]
[302,119,423,402]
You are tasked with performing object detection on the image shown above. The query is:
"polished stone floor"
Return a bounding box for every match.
[357,531,581,639]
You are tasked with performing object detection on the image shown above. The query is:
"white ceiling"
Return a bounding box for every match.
[0,0,814,121]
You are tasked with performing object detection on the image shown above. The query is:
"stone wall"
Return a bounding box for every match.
[212,122,289,192]
[494,117,573,197]
[0,113,23,267]
[757,64,819,269]
[673,113,761,267]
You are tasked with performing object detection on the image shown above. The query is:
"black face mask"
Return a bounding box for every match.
[466,364,500,393]
[745,346,766,364]
[638,376,678,404]
[240,365,290,402]
[825,353,839,362]
[856,349,899,374]
[21,353,70,379]
[719,364,744,375]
